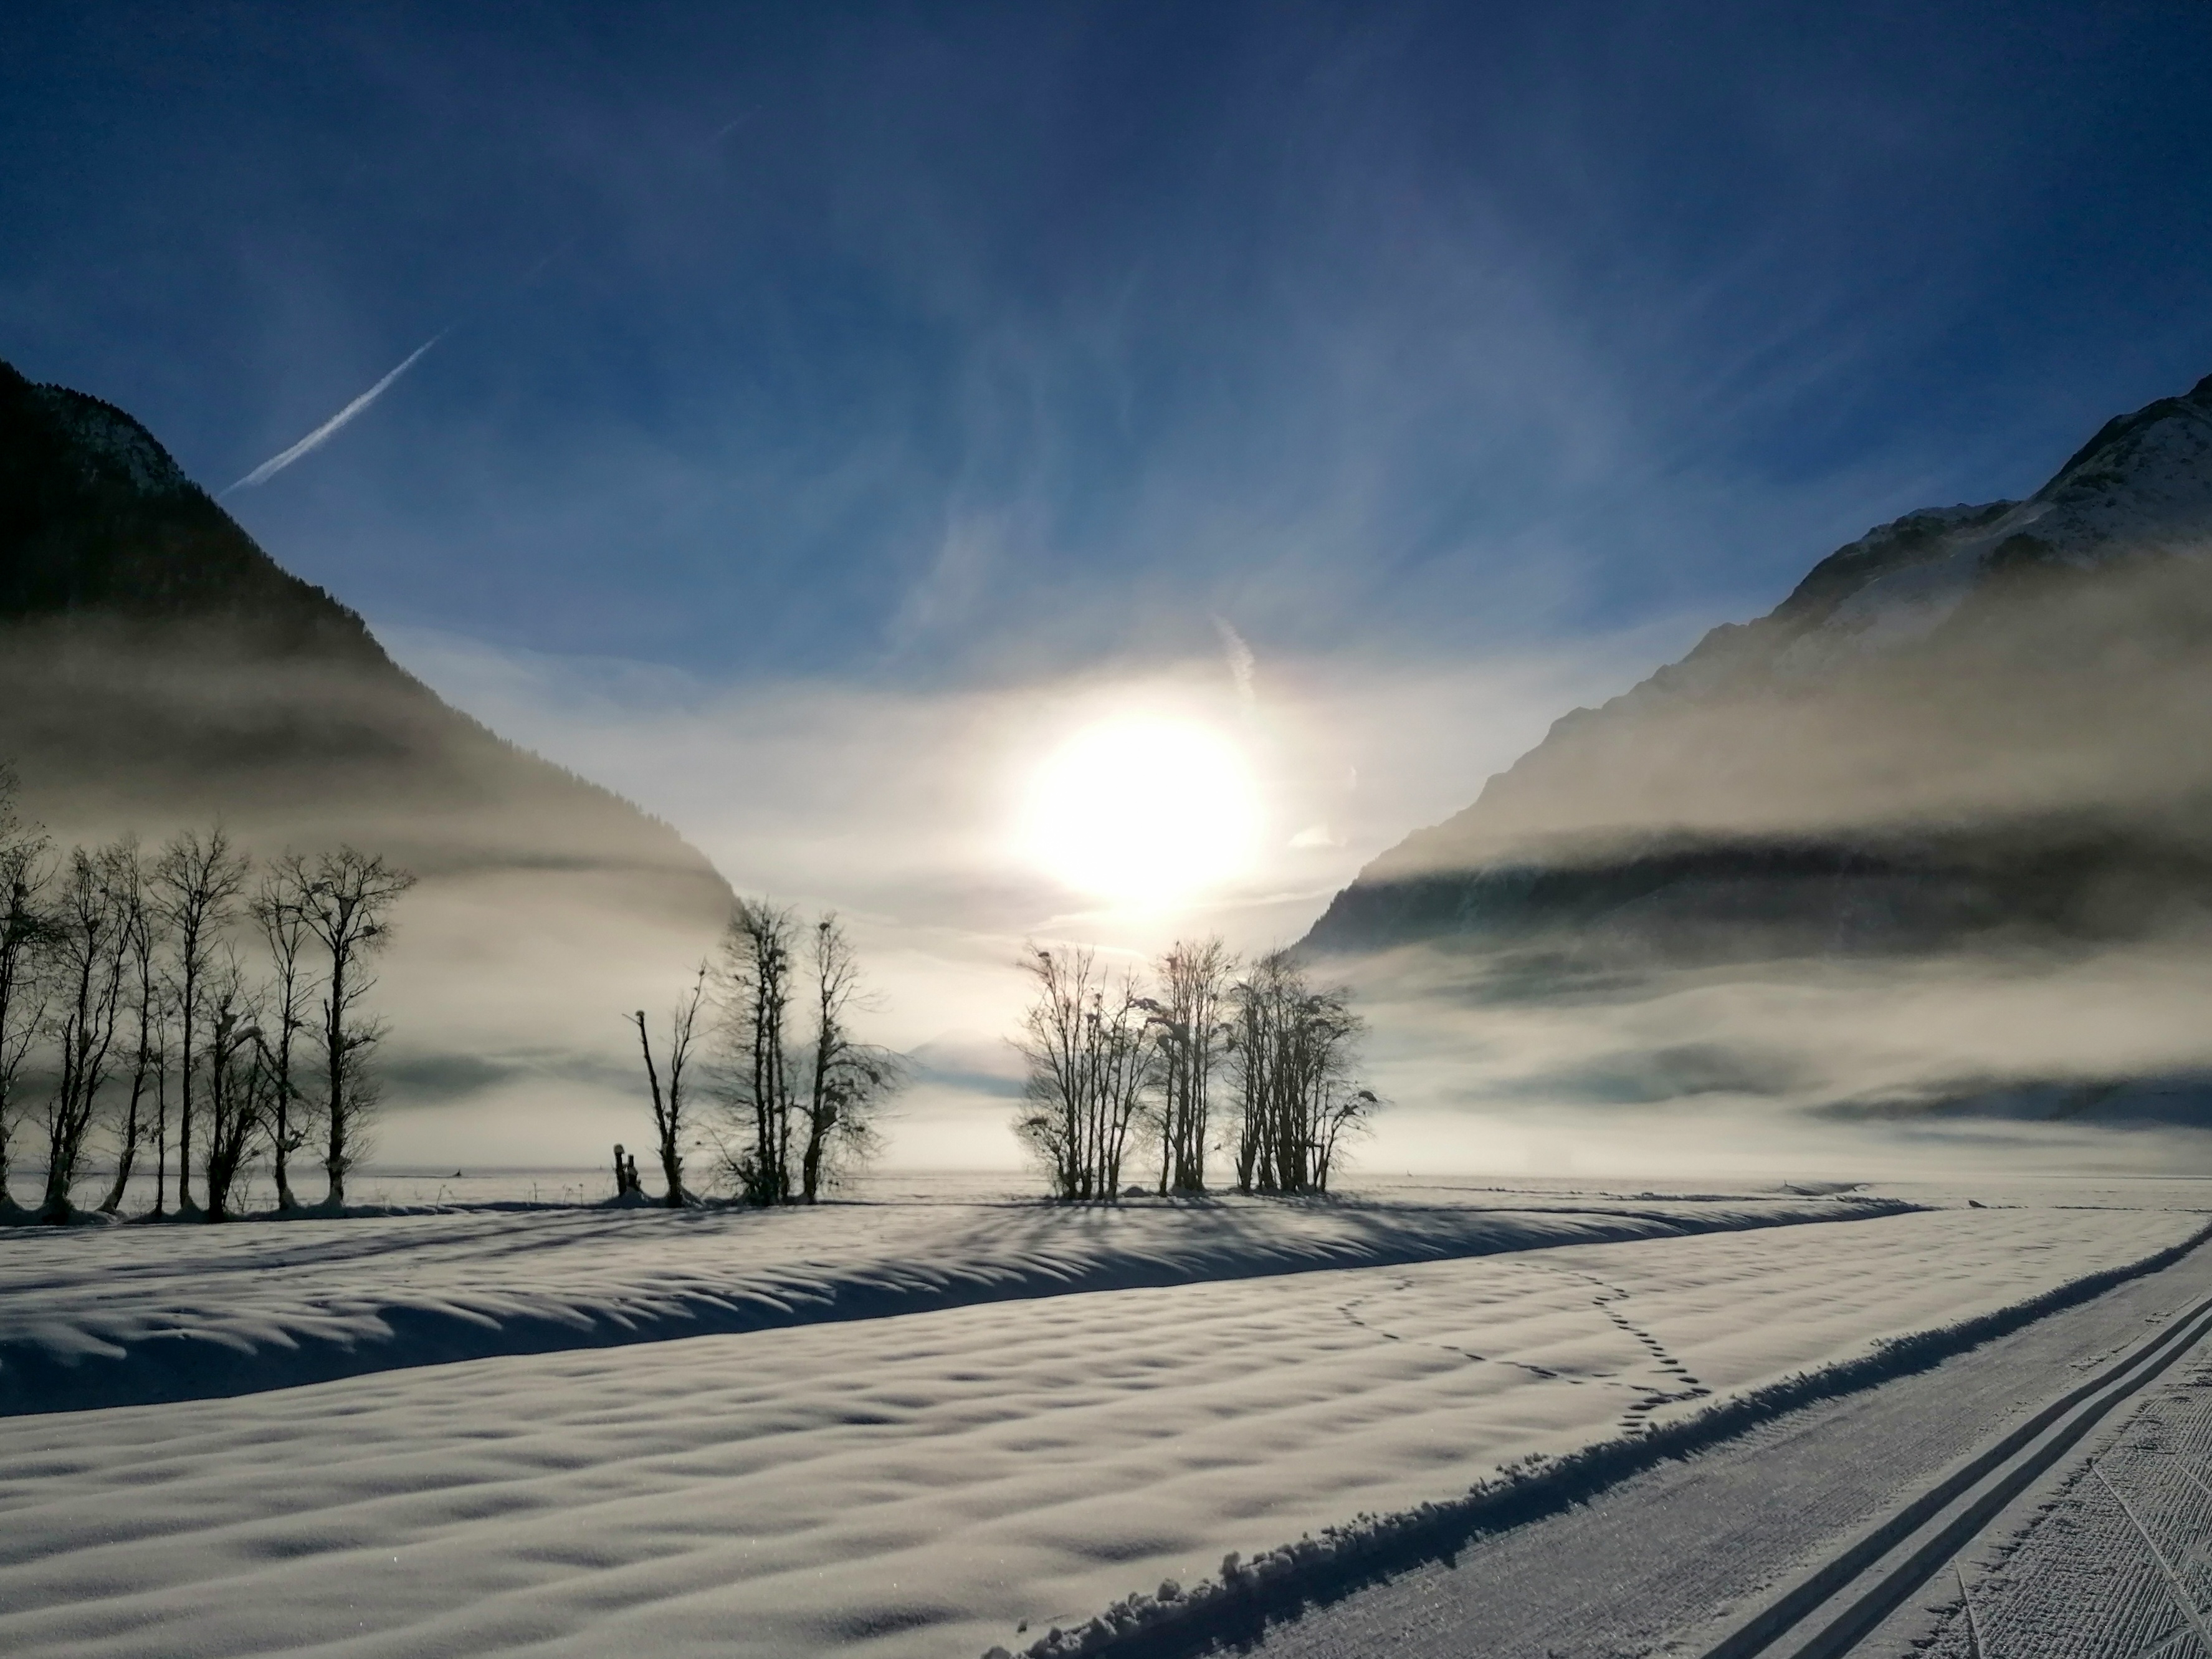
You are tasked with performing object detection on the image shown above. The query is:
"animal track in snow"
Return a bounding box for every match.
[1335,1279,1573,1383]
[1518,1261,1714,1432]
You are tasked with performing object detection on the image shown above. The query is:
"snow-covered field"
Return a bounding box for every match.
[0,1177,1895,1413]
[1,1180,2206,1659]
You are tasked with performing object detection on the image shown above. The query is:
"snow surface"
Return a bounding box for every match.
[0,1180,1891,1413]
[1914,1347,2212,1659]
[0,1195,2201,1659]
[1240,1228,2212,1659]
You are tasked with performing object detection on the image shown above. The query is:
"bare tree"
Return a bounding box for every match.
[300,849,414,1207]
[1137,936,1235,1194]
[1311,1081,1380,1193]
[1228,950,1374,1195]
[1013,944,1151,1201]
[252,854,319,1212]
[0,828,52,1218]
[97,841,161,1215]
[629,961,707,1207]
[795,914,903,1203]
[153,827,249,1214]
[198,952,265,1222]
[716,899,798,1204]
[39,843,133,1220]
[701,904,903,1206]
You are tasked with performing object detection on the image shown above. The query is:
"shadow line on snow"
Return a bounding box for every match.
[0,1198,1913,1416]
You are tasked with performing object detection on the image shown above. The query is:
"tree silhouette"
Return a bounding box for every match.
[299,848,415,1208]
[153,826,247,1213]
[1013,944,1150,1201]
[630,961,707,1207]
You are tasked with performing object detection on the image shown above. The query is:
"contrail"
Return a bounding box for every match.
[1213,616,1257,712]
[223,332,444,495]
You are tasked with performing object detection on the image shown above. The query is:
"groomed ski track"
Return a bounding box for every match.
[1698,1284,2212,1659]
[1096,1222,2212,1659]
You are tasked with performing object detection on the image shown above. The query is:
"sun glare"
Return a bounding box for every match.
[1023,715,1261,906]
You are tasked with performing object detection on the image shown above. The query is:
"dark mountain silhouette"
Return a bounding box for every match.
[1,365,383,641]
[1307,372,2212,972]
[0,358,732,1121]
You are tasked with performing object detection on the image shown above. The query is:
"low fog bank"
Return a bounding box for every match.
[1339,934,2212,1177]
[24,580,2205,1177]
[1325,552,2212,954]
[365,621,1701,1172]
[379,608,2212,1179]
[0,618,732,1163]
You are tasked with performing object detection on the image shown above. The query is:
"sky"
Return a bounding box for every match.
[7,1,2212,1174]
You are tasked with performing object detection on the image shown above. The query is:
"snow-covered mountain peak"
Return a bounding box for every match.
[1708,373,2212,681]
[2024,372,2212,559]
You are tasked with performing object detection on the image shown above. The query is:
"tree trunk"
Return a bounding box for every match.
[150,1066,167,1218]
[97,1077,143,1213]
[323,941,348,1207]
[271,1118,297,1210]
[176,998,195,1212]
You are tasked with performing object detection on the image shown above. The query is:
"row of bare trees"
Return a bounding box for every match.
[0,790,414,1223]
[1014,937,1377,1200]
[629,899,906,1207]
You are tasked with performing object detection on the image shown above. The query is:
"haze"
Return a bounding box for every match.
[7,2,2212,1178]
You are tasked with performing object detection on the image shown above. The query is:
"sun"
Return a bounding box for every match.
[1022,715,1261,906]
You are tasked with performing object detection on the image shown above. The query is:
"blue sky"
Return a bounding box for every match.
[12,2,2212,1172]
[7,2,2212,689]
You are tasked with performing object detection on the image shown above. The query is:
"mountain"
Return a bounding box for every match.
[1300,372,2212,1132]
[1307,373,2212,973]
[0,359,733,1146]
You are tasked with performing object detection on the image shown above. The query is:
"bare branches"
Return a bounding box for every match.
[717,899,798,1204]
[1229,951,1375,1195]
[687,902,902,1206]
[1013,944,1151,1201]
[298,849,415,1208]
[198,949,264,1222]
[1140,937,1236,1195]
[97,841,158,1215]
[37,841,134,1219]
[0,805,53,1218]
[0,772,411,1225]
[631,961,707,1207]
[252,854,320,1212]
[1011,938,1380,1202]
[153,826,249,1214]
[797,914,903,1203]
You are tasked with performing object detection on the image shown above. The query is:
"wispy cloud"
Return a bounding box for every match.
[224,332,444,494]
[1213,617,1257,714]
